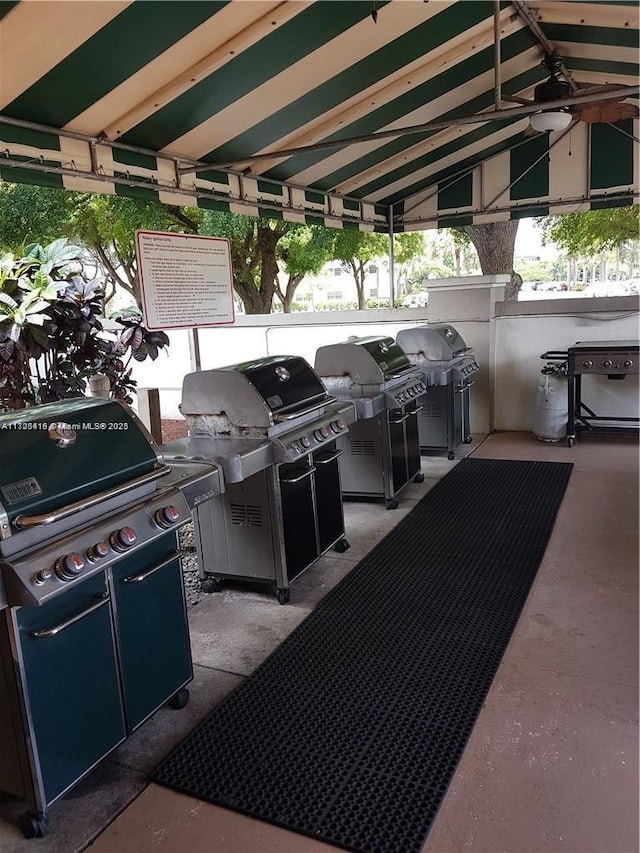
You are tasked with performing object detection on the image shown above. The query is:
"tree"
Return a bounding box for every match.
[330,230,388,309]
[540,207,640,256]
[201,211,293,314]
[453,221,522,300]
[393,232,424,297]
[0,183,202,307]
[276,226,335,312]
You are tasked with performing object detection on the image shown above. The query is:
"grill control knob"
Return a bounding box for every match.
[33,568,53,586]
[155,505,181,529]
[300,436,312,449]
[110,527,137,552]
[602,359,613,369]
[54,552,85,581]
[87,541,109,562]
[582,360,593,369]
[623,359,633,368]
[330,419,345,434]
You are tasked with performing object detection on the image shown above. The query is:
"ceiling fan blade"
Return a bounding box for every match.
[573,102,640,123]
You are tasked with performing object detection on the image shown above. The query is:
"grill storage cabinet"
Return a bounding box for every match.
[396,324,479,460]
[162,356,353,604]
[0,399,222,838]
[566,340,640,446]
[314,336,426,510]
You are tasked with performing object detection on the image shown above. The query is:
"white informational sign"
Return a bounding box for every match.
[136,230,235,330]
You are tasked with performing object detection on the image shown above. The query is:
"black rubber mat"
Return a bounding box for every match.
[153,457,573,853]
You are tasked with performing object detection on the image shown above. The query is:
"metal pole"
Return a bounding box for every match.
[388,205,395,309]
[188,328,202,372]
[493,1,502,110]
[182,86,638,172]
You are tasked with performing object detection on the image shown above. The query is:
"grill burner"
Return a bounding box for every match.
[314,337,426,509]
[162,356,353,603]
[0,397,222,838]
[396,324,479,459]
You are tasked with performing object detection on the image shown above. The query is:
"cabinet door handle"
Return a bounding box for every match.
[390,414,410,425]
[280,467,316,484]
[409,406,424,416]
[456,381,475,393]
[314,450,344,465]
[121,552,180,585]
[31,595,110,639]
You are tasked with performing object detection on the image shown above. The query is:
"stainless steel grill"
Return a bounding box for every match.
[314,336,426,509]
[566,340,640,446]
[0,397,222,839]
[396,324,479,459]
[162,356,354,604]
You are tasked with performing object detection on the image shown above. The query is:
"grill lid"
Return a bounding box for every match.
[181,356,330,429]
[314,336,413,384]
[0,398,159,535]
[396,324,470,362]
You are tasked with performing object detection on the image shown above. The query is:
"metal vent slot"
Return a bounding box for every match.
[422,405,442,419]
[230,503,263,526]
[350,440,376,456]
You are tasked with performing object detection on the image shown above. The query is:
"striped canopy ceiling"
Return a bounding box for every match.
[1,0,638,232]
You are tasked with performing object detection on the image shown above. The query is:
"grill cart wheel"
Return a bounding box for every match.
[447,452,455,460]
[277,588,291,605]
[385,498,399,510]
[334,538,350,553]
[201,577,223,593]
[413,472,425,483]
[168,688,190,710]
[18,811,48,839]
[464,436,473,444]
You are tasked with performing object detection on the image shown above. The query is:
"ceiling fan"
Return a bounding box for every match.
[507,54,639,134]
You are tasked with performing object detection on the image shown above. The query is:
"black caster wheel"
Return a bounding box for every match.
[464,436,473,444]
[201,577,222,594]
[567,437,575,447]
[413,472,425,483]
[385,498,399,510]
[18,812,48,839]
[334,538,350,553]
[447,452,455,460]
[277,588,291,605]
[168,687,190,710]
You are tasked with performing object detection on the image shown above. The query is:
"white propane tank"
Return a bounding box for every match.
[533,365,568,442]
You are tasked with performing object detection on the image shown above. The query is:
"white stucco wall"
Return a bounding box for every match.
[493,297,640,431]
[130,286,639,436]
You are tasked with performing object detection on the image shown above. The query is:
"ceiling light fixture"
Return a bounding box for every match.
[529,109,572,133]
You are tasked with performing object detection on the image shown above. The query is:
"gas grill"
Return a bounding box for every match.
[313,336,426,510]
[566,340,639,446]
[162,355,354,604]
[396,324,479,459]
[0,397,222,839]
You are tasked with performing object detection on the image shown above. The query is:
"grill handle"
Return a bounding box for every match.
[31,595,110,639]
[280,467,316,484]
[273,397,337,422]
[314,450,343,465]
[121,552,180,585]
[13,464,172,531]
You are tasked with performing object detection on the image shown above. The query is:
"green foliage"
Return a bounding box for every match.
[0,239,169,411]
[540,207,640,256]
[331,230,388,264]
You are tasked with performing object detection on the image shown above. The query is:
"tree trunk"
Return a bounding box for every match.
[278,273,304,312]
[458,221,521,300]
[351,260,367,309]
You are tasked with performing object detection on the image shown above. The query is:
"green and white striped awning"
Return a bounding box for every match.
[1,0,638,231]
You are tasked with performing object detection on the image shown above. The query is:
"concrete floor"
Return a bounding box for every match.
[0,433,637,853]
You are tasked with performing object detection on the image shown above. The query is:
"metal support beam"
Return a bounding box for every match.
[184,86,638,172]
[512,0,578,91]
[494,0,502,110]
[388,205,395,309]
